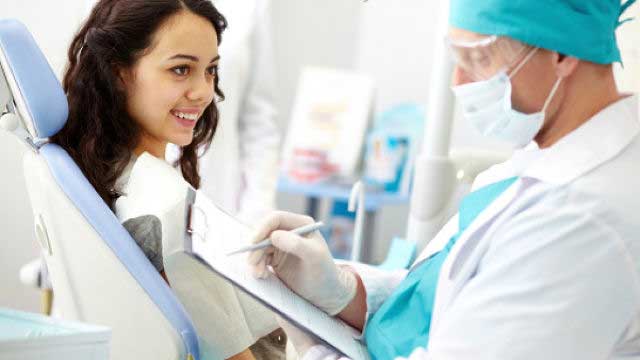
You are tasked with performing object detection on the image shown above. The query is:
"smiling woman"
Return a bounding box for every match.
[49,1,279,359]
[120,11,222,159]
[53,0,225,206]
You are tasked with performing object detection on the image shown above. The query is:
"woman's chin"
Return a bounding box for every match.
[171,135,194,148]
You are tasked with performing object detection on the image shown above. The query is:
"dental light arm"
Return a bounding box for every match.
[406,0,457,250]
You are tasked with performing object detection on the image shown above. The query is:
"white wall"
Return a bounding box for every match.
[3,1,86,78]
[615,3,640,99]
[0,133,40,312]
[270,0,363,131]
[0,0,87,312]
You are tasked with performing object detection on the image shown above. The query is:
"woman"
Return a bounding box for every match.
[52,0,282,358]
[84,0,282,226]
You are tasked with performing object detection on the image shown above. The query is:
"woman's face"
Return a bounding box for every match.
[121,10,220,158]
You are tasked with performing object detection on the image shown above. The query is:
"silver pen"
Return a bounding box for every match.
[227,221,325,256]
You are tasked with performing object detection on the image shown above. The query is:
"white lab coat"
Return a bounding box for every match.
[200,0,280,223]
[306,95,640,360]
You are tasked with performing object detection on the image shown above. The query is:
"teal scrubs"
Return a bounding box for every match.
[364,177,518,359]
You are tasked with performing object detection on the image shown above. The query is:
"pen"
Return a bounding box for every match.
[226,221,325,256]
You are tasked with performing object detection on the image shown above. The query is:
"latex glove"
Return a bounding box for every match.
[247,211,357,315]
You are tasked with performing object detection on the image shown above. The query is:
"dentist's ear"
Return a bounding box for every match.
[554,53,579,78]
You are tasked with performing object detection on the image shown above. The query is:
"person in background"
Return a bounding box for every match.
[166,0,281,225]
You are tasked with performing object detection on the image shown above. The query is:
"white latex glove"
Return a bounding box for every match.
[247,211,357,315]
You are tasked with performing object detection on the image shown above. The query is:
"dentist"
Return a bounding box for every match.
[248,0,640,359]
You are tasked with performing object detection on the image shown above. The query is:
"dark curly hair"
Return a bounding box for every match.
[52,0,227,207]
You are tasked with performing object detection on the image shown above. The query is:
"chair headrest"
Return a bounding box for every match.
[0,19,67,140]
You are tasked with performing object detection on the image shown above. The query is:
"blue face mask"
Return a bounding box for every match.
[452,48,563,147]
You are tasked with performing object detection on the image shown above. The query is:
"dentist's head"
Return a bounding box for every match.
[447,0,636,148]
[53,0,227,206]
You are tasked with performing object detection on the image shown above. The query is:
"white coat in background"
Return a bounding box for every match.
[200,0,280,223]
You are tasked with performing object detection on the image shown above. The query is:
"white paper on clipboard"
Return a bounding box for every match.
[170,190,370,360]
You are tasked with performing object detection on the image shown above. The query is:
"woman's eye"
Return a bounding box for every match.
[172,66,190,76]
[207,66,218,76]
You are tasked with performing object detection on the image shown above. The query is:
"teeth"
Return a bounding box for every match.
[173,111,198,121]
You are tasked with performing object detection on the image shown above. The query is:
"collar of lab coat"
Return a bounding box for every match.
[429,95,639,329]
[422,94,639,273]
[523,94,639,185]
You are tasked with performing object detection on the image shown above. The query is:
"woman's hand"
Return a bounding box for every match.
[227,348,255,360]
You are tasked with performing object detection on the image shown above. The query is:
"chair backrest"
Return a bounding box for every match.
[0,19,200,360]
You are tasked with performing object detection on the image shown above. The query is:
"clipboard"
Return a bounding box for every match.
[169,190,370,360]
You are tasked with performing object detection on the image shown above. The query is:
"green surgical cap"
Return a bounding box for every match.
[449,0,638,64]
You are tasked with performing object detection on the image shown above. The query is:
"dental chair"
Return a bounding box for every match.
[0,19,201,360]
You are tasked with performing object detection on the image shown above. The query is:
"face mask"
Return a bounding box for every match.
[452,48,563,147]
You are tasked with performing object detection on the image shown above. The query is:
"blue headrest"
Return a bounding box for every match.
[0,19,67,139]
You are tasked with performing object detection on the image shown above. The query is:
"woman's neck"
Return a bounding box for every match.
[134,137,167,159]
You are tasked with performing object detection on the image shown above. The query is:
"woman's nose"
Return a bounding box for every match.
[186,75,213,102]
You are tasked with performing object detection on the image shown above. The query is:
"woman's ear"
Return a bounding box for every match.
[115,66,132,92]
[554,53,579,78]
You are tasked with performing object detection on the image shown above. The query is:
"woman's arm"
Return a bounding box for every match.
[228,348,256,360]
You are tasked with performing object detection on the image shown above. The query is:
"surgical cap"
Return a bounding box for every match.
[449,0,638,64]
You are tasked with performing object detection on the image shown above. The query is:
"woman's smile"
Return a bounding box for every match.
[170,108,201,128]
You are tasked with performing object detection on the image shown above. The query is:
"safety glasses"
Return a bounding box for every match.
[445,35,533,81]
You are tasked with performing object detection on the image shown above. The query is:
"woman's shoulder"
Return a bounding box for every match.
[112,155,137,198]
[114,152,191,220]
[113,153,192,272]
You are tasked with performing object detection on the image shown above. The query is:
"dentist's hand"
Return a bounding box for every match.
[247,211,357,316]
